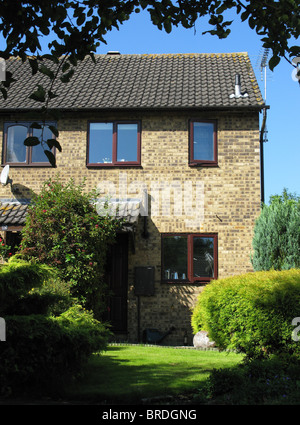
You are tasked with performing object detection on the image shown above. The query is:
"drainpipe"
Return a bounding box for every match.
[259,106,270,204]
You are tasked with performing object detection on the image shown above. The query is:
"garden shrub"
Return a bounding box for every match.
[206,355,300,404]
[191,269,300,359]
[30,276,75,316]
[0,235,13,261]
[251,189,300,271]
[0,308,110,395]
[0,257,54,315]
[0,257,110,396]
[19,177,122,317]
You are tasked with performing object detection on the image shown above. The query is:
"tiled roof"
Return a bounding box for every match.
[0,202,28,226]
[0,200,140,227]
[0,53,264,110]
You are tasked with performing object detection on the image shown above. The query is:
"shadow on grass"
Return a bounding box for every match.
[63,345,242,404]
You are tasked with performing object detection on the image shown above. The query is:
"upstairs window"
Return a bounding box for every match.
[189,120,217,166]
[87,121,141,166]
[3,122,56,166]
[162,233,218,283]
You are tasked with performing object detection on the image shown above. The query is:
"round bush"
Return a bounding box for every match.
[191,269,300,359]
[0,306,110,395]
[0,258,110,397]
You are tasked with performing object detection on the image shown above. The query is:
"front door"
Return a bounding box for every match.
[104,233,128,333]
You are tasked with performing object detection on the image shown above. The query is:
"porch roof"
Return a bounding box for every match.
[95,199,141,225]
[0,201,28,228]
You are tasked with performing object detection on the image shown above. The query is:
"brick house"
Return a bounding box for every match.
[0,52,264,345]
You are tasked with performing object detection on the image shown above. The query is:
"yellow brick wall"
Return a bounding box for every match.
[0,110,261,345]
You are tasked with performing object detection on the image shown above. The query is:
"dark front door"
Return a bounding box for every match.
[104,233,128,333]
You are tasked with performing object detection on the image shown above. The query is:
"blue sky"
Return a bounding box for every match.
[91,9,299,204]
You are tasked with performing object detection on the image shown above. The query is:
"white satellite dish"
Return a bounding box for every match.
[1,165,10,186]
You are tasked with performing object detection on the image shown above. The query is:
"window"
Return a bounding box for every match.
[87,121,141,166]
[189,120,217,166]
[162,234,217,282]
[4,230,22,256]
[3,122,56,166]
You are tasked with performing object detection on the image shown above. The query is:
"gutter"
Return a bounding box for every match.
[0,105,265,114]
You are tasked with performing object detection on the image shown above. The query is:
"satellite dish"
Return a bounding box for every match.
[1,165,10,186]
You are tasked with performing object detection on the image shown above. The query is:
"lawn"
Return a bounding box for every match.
[63,344,243,404]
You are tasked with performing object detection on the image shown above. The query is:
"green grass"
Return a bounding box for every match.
[63,344,243,404]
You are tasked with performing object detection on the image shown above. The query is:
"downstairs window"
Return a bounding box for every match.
[162,233,218,282]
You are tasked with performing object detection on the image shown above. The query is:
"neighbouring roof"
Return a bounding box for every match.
[0,52,264,111]
[0,202,28,226]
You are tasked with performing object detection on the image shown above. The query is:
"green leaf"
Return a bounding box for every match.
[48,90,59,100]
[0,87,7,100]
[269,55,280,71]
[44,150,56,167]
[29,85,46,102]
[46,139,62,152]
[2,71,16,88]
[24,136,40,146]
[76,13,86,26]
[30,122,42,130]
[28,58,38,75]
[39,64,55,80]
[40,26,50,36]
[68,55,77,67]
[241,10,250,21]
[62,62,70,73]
[163,19,172,33]
[48,125,59,138]
[60,69,75,83]
[41,54,59,64]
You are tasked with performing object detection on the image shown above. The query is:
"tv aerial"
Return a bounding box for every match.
[256,47,270,102]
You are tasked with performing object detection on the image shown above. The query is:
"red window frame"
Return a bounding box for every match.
[189,119,218,166]
[2,121,56,167]
[161,233,218,283]
[87,121,141,167]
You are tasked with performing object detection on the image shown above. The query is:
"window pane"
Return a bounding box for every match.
[193,237,214,278]
[6,125,27,163]
[32,126,53,163]
[117,123,138,162]
[193,122,214,161]
[89,123,113,163]
[163,235,188,280]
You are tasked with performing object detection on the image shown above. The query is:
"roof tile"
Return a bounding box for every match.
[0,203,28,226]
[0,53,264,110]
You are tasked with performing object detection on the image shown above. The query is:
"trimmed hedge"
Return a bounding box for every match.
[0,307,110,395]
[0,257,54,315]
[191,269,300,359]
[0,258,110,396]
